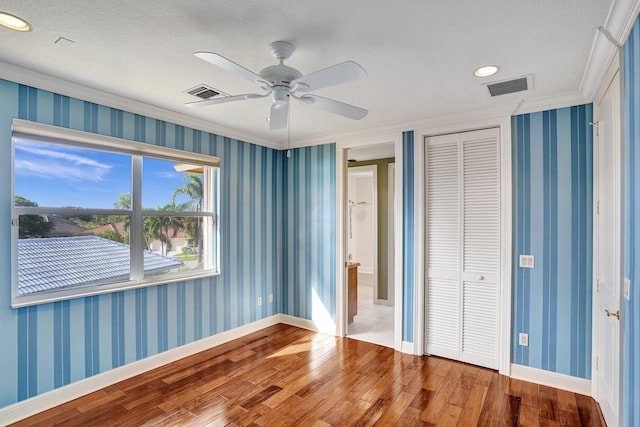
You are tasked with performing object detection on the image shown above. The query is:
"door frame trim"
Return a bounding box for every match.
[414,116,513,375]
[591,51,624,425]
[335,135,403,351]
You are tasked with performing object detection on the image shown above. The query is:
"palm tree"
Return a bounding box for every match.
[143,216,158,251]
[114,193,131,210]
[172,174,204,262]
[173,174,203,211]
[145,202,183,256]
[113,192,131,243]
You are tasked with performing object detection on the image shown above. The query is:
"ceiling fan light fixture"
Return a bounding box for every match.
[0,11,31,32]
[474,65,499,78]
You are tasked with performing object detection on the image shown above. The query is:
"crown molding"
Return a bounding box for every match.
[297,90,594,148]
[297,104,516,148]
[513,91,590,116]
[413,104,515,135]
[581,0,640,101]
[0,60,281,150]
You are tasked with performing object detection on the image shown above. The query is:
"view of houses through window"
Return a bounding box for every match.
[12,128,219,305]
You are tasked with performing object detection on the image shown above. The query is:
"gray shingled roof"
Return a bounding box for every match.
[18,236,184,295]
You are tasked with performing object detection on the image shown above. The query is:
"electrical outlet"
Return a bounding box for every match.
[519,255,535,268]
[268,293,273,303]
[519,333,529,347]
[257,296,262,306]
[625,278,631,301]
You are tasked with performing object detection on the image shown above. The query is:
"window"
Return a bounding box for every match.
[11,119,220,307]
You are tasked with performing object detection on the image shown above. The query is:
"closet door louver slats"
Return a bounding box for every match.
[426,278,459,356]
[462,280,498,365]
[425,129,500,370]
[427,142,459,273]
[463,138,499,275]
[425,137,460,358]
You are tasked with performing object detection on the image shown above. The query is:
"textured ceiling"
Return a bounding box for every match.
[0,0,614,146]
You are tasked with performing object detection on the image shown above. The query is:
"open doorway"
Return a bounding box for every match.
[345,143,395,348]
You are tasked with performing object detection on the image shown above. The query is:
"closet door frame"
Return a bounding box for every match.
[414,117,513,376]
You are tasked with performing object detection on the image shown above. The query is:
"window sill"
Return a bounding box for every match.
[11,270,221,308]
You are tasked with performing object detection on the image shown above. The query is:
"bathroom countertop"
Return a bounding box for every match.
[346,262,361,268]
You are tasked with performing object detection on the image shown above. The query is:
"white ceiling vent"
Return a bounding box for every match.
[485,75,533,97]
[184,84,226,100]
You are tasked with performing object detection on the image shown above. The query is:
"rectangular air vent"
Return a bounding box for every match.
[185,84,224,100]
[485,75,533,97]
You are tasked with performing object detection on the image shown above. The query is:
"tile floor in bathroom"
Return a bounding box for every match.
[347,284,395,348]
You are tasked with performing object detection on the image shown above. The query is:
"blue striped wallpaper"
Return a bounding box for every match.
[0,79,293,407]
[512,105,593,378]
[281,145,337,322]
[623,15,640,427]
[3,71,617,417]
[402,131,415,343]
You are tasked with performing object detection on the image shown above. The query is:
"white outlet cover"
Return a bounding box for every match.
[519,255,535,268]
[625,278,631,301]
[519,333,529,346]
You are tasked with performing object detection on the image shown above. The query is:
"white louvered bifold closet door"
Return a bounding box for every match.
[425,133,461,361]
[425,128,500,370]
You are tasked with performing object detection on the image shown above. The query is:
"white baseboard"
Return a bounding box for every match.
[277,314,338,336]
[401,340,415,354]
[278,313,319,331]
[0,315,286,426]
[509,364,592,396]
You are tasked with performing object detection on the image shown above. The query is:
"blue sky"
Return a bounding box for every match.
[14,139,195,210]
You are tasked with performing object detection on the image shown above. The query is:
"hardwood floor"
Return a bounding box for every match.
[11,324,604,426]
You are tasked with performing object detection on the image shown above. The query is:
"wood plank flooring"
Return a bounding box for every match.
[11,324,604,426]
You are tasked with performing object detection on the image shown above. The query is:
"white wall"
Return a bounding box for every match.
[348,168,375,285]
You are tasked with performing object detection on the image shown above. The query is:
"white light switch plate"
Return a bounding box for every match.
[624,278,631,301]
[519,255,535,268]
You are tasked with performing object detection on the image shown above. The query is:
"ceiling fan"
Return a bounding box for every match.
[185,41,368,130]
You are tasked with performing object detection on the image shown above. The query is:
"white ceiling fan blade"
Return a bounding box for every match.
[194,52,269,87]
[185,93,267,108]
[299,95,368,120]
[291,61,367,92]
[269,103,288,130]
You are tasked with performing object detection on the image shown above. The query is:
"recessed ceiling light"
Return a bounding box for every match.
[474,65,499,78]
[0,12,31,32]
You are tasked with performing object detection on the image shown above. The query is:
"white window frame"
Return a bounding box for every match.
[11,119,221,308]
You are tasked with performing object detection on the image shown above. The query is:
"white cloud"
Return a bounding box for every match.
[152,171,180,179]
[15,141,113,182]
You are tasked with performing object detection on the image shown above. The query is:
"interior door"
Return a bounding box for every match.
[425,132,461,361]
[460,131,499,369]
[594,71,622,427]
[425,128,500,370]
